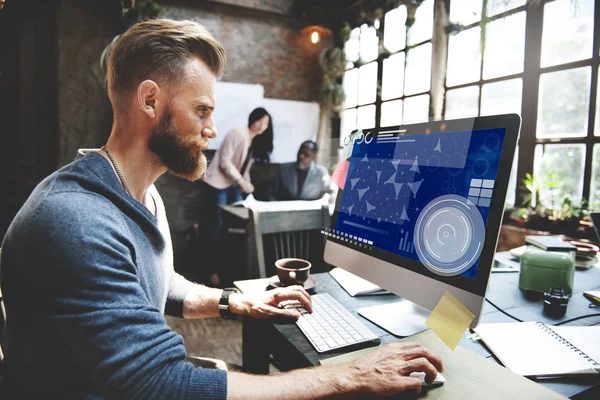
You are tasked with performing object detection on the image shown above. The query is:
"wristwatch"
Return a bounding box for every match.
[218,288,240,319]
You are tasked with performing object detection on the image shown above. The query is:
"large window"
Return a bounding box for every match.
[341,0,599,211]
[445,0,526,206]
[341,0,435,146]
[534,0,597,209]
[341,25,378,145]
[445,0,598,209]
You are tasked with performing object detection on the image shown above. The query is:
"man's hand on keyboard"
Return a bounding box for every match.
[229,286,313,320]
[343,341,444,396]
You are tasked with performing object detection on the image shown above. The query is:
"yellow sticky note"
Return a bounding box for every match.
[425,291,475,351]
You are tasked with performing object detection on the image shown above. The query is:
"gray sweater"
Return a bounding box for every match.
[270,162,332,201]
[0,151,227,399]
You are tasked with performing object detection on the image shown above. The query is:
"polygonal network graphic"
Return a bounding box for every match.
[335,127,506,280]
[342,153,422,227]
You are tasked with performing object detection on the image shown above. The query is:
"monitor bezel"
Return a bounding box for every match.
[326,114,521,299]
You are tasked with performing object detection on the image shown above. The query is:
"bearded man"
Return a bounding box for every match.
[0,18,442,399]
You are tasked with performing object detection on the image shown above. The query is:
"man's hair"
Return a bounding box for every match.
[300,140,318,153]
[107,18,226,111]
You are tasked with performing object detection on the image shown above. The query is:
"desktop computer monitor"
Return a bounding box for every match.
[324,114,521,335]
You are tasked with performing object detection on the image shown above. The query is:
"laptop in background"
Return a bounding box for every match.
[589,212,600,242]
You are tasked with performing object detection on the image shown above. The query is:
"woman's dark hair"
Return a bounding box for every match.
[248,107,273,164]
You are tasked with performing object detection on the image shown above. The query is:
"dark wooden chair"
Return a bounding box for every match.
[248,204,331,278]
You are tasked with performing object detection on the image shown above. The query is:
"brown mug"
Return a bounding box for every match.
[275,258,311,286]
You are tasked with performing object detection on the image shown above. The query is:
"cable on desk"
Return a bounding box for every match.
[553,313,600,326]
[485,298,600,325]
[484,298,524,322]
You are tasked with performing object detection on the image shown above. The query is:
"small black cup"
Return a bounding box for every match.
[275,258,311,286]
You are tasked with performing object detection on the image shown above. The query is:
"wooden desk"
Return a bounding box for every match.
[237,268,600,399]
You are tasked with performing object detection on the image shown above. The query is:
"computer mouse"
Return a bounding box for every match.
[409,371,445,388]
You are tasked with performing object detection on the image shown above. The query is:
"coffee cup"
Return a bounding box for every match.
[275,258,311,286]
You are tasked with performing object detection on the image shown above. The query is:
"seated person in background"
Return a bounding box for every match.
[270,140,332,201]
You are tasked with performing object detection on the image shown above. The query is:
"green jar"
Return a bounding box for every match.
[518,245,575,295]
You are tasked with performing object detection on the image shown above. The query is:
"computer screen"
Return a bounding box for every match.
[324,115,520,327]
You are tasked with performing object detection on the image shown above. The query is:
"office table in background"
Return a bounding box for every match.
[237,268,600,399]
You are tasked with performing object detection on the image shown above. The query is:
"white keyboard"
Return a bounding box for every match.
[285,293,381,353]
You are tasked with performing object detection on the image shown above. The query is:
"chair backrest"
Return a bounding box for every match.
[1,248,4,365]
[249,205,330,278]
[0,299,4,365]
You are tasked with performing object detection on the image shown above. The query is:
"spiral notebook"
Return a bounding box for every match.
[474,322,600,377]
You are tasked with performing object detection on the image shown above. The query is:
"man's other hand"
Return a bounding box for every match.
[341,341,444,397]
[229,286,312,320]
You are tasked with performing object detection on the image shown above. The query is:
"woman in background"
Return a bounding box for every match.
[204,107,272,201]
[203,107,273,284]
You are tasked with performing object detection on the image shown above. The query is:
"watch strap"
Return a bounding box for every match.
[219,288,239,319]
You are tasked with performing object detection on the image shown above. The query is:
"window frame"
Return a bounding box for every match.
[516,0,600,207]
[443,2,528,208]
[339,0,600,209]
[340,3,435,142]
[440,0,600,207]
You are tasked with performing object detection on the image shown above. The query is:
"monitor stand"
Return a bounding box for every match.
[358,300,430,337]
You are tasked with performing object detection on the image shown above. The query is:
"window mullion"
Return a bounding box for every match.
[581,0,600,204]
[515,1,544,207]
[430,0,449,120]
[583,136,595,203]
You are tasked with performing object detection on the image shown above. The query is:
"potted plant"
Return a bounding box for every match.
[504,173,593,240]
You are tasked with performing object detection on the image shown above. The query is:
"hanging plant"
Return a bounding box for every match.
[338,22,352,44]
[320,47,347,85]
[321,83,346,112]
[319,46,347,112]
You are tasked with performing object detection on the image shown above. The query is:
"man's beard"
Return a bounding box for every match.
[148,109,207,181]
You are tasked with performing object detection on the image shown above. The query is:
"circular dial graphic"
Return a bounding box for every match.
[414,195,485,277]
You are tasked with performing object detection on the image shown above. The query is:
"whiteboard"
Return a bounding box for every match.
[211,82,321,163]
[211,82,264,149]
[261,98,320,163]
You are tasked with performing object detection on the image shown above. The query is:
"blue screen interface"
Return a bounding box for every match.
[334,128,506,279]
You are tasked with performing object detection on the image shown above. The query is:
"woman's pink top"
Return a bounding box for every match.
[203,127,253,189]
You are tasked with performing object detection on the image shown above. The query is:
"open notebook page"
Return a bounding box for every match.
[474,322,599,377]
[551,326,600,366]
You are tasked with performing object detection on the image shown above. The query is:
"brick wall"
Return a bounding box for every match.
[162,2,325,101]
